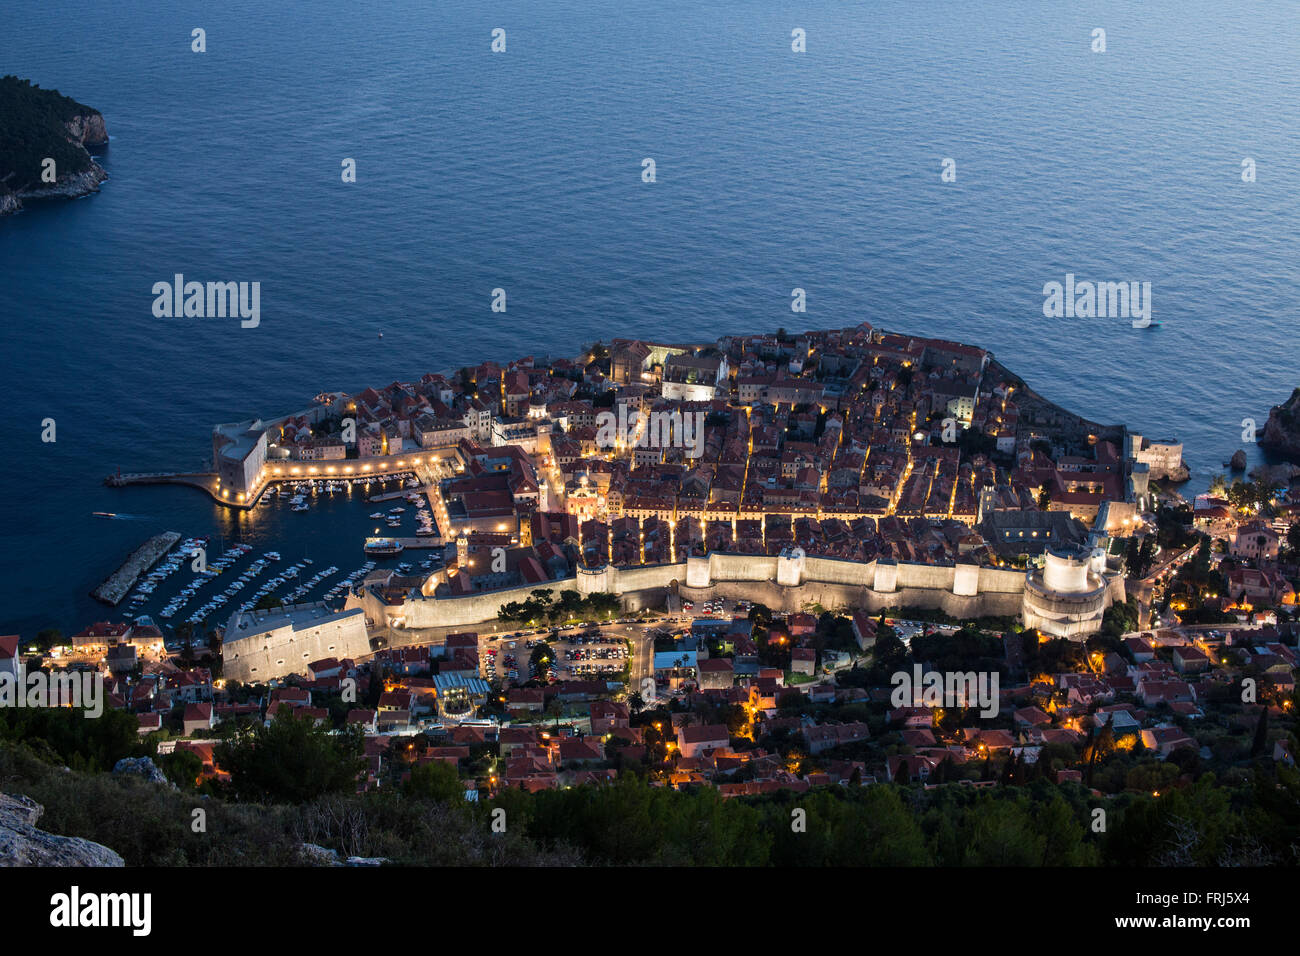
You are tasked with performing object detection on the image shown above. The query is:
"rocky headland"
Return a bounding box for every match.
[1259,387,1300,462]
[0,75,109,216]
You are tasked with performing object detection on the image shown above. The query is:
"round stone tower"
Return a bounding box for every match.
[1022,547,1111,640]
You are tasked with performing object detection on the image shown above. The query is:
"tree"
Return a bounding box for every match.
[529,643,554,676]
[557,589,583,617]
[216,711,365,804]
[1252,707,1270,757]
[544,697,565,732]
[406,759,464,802]
[960,797,1044,866]
[0,707,139,772]
[871,626,908,673]
[31,628,62,654]
[159,747,205,790]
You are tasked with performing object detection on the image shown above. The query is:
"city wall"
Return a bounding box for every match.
[355,551,1046,633]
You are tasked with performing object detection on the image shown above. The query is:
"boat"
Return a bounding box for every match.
[92,512,118,519]
[292,502,309,512]
[364,537,404,556]
[369,512,384,519]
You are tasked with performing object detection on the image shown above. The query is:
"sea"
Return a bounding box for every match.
[2,0,1298,637]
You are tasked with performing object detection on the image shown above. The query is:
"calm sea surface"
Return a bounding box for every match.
[2,0,1298,635]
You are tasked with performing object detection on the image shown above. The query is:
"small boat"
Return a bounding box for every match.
[92,512,118,519]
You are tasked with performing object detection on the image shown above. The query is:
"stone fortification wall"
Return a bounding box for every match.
[362,551,1041,632]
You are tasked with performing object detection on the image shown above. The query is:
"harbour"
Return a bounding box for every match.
[75,470,448,639]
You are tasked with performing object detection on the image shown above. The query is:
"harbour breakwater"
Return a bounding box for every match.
[90,532,182,606]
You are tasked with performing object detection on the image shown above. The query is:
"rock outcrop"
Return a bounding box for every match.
[112,756,174,788]
[1229,449,1247,470]
[0,793,124,867]
[64,111,108,148]
[1260,388,1300,462]
[297,843,388,866]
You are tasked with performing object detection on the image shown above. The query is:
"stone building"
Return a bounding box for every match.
[222,603,370,682]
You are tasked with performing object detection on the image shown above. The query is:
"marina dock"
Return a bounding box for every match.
[395,537,444,549]
[365,485,433,503]
[91,531,182,606]
[376,537,445,551]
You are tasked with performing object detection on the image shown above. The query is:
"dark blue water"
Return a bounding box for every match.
[3,0,1298,636]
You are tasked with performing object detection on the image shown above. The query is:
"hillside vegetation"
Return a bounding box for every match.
[0,75,101,195]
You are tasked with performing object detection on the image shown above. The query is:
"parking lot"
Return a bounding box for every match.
[475,599,761,691]
[482,622,639,685]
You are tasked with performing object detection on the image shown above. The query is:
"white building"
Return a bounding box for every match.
[213,420,269,501]
[661,354,728,402]
[1128,434,1185,480]
[222,603,371,682]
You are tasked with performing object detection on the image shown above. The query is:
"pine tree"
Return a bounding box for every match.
[1252,706,1270,756]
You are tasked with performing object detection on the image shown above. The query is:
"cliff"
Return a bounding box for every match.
[0,75,109,216]
[0,792,124,866]
[1259,387,1300,461]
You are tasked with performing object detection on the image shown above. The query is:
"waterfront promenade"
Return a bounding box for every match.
[105,449,458,511]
